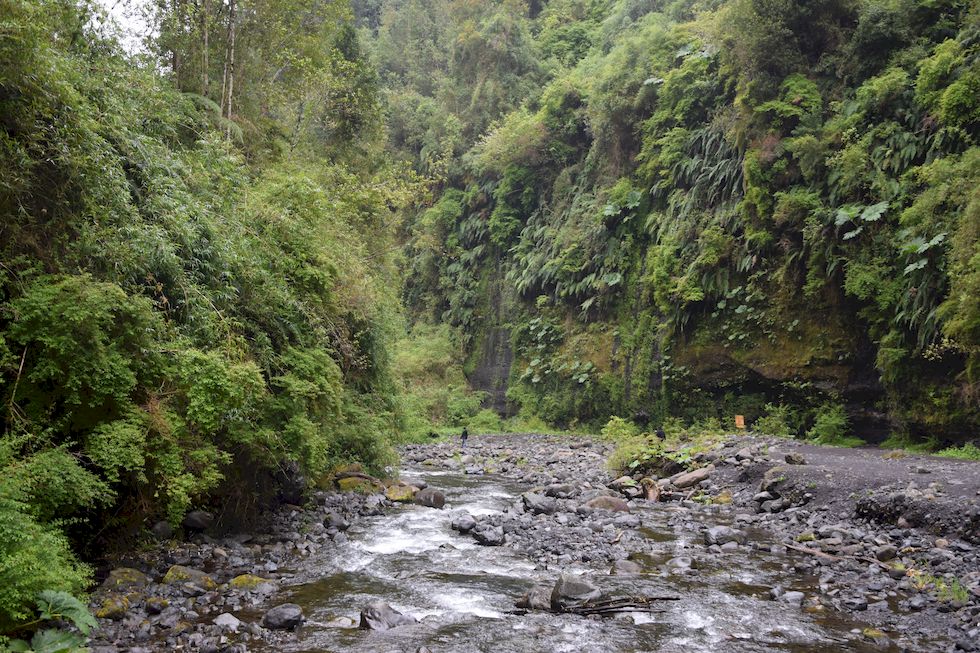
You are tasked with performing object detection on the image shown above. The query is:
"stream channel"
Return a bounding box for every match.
[248,465,908,653]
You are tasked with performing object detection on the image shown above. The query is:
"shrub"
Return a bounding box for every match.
[467,409,504,434]
[753,403,795,437]
[807,403,862,446]
[935,442,980,461]
[600,416,641,441]
[0,485,90,634]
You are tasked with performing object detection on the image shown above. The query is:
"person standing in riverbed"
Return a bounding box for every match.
[461,426,469,450]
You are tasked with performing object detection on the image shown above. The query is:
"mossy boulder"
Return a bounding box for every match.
[230,574,271,589]
[96,594,130,620]
[337,475,384,493]
[146,597,169,614]
[102,567,149,591]
[162,565,216,590]
[385,483,417,502]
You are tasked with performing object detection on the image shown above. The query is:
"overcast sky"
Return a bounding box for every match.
[92,0,154,53]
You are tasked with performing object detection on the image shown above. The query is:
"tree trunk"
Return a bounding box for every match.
[201,0,209,97]
[224,0,236,134]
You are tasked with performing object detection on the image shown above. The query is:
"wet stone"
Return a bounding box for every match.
[262,603,304,630]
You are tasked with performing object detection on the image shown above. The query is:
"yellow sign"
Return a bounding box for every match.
[735,414,746,429]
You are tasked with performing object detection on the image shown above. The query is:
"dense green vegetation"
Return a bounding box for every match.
[0,0,410,635]
[1,0,978,642]
[381,0,979,441]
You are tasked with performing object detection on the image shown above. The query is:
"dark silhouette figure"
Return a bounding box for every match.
[655,426,665,441]
[461,426,469,450]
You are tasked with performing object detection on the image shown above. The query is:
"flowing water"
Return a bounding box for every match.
[250,467,906,653]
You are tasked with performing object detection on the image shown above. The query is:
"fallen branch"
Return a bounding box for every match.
[560,595,681,616]
[784,542,894,571]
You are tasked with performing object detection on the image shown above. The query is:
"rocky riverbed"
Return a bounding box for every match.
[85,433,980,652]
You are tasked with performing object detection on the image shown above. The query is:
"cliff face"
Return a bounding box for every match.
[396,0,980,442]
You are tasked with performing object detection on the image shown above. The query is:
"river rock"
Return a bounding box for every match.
[472,524,505,546]
[516,584,553,611]
[640,478,660,501]
[385,482,416,503]
[358,601,417,631]
[551,573,601,610]
[673,468,710,489]
[213,613,241,633]
[150,521,173,540]
[705,525,747,546]
[611,559,643,575]
[785,452,807,465]
[414,487,446,509]
[451,513,476,533]
[325,511,350,531]
[875,544,898,561]
[584,496,629,512]
[545,483,577,498]
[262,603,304,630]
[162,565,216,590]
[102,567,149,590]
[522,492,558,515]
[182,510,214,531]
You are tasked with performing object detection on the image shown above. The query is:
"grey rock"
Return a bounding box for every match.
[583,496,630,512]
[182,510,214,531]
[784,452,807,465]
[325,511,350,531]
[472,524,505,546]
[213,612,241,632]
[673,468,711,489]
[516,584,553,611]
[522,492,558,516]
[150,521,173,540]
[450,513,476,533]
[358,601,417,631]
[262,603,304,630]
[705,525,747,546]
[414,487,446,509]
[778,591,805,606]
[611,559,643,575]
[875,544,898,561]
[551,573,601,610]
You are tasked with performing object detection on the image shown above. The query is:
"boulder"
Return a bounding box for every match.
[95,595,130,620]
[544,483,577,498]
[358,601,417,631]
[610,559,643,575]
[337,476,383,493]
[229,574,272,590]
[639,478,660,501]
[550,573,601,610]
[162,565,216,590]
[875,544,898,562]
[472,524,505,546]
[705,525,747,546]
[414,487,446,509]
[213,613,241,633]
[102,567,149,591]
[262,603,304,630]
[150,521,173,540]
[584,495,630,512]
[609,476,637,490]
[182,510,214,531]
[385,483,416,503]
[522,492,558,515]
[673,468,710,489]
[785,452,807,465]
[450,513,477,533]
[515,584,553,611]
[324,511,350,531]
